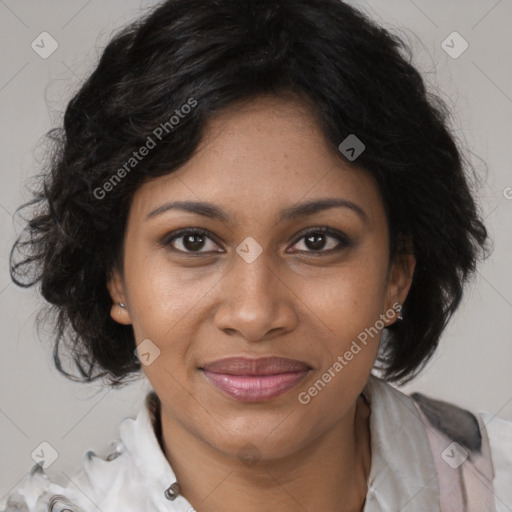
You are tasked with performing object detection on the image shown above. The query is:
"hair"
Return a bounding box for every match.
[10,0,490,387]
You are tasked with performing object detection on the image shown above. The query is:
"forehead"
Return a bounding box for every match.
[131,95,384,226]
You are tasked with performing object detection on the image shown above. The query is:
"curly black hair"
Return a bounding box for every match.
[9,0,490,388]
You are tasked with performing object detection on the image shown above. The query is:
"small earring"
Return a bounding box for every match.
[119,302,126,309]
[397,303,404,321]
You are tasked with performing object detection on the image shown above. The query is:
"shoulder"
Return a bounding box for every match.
[365,376,512,510]
[0,440,130,512]
[0,463,85,512]
[410,391,484,452]
[478,409,512,511]
[410,390,512,462]
[0,392,169,512]
[410,389,512,511]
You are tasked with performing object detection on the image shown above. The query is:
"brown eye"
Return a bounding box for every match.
[289,227,352,254]
[162,228,222,254]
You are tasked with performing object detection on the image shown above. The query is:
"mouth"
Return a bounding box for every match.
[199,356,312,403]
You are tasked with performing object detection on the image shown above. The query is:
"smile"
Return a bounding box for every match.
[201,371,310,402]
[199,356,311,403]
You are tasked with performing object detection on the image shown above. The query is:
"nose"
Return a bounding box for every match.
[213,249,298,342]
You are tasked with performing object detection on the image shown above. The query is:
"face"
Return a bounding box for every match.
[108,94,415,461]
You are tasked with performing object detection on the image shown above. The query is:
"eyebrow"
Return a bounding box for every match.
[146,198,368,224]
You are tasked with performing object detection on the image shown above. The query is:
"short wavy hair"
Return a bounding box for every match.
[10,0,490,387]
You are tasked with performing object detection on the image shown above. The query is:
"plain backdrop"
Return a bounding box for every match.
[0,0,511,498]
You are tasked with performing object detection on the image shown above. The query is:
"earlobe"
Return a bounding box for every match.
[109,302,132,325]
[107,267,132,325]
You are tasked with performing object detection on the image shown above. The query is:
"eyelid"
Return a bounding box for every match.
[161,226,352,254]
[287,226,352,253]
[161,227,223,253]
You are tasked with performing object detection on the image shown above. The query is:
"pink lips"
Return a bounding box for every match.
[200,356,311,403]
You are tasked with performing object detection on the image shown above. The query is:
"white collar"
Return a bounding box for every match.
[114,392,192,511]
[119,374,440,511]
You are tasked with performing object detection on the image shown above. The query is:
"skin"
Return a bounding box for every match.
[107,94,416,512]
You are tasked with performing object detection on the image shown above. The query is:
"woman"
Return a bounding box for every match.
[3,0,511,511]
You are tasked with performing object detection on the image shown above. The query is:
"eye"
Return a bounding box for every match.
[162,228,222,254]
[288,227,352,254]
[161,226,352,256]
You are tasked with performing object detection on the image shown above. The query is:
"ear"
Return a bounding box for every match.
[106,266,132,325]
[383,242,416,326]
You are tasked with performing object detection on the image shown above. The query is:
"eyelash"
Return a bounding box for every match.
[161,227,352,255]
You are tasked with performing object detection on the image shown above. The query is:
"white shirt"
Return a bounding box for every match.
[1,374,511,511]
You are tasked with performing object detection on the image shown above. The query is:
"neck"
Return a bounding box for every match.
[158,394,372,512]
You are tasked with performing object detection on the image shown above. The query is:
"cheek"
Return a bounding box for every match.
[303,251,389,333]
[295,264,387,416]
[295,248,389,381]
[123,255,235,395]
[125,240,211,325]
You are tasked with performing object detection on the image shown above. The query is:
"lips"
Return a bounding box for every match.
[199,356,311,402]
[201,356,311,375]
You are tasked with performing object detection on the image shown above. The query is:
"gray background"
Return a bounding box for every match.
[1,0,511,499]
